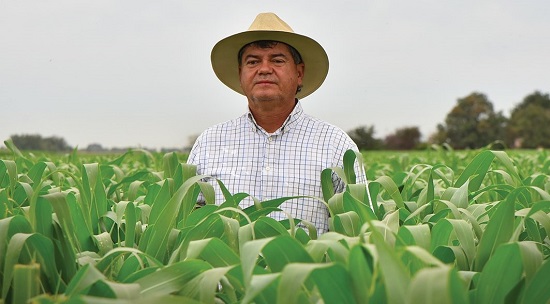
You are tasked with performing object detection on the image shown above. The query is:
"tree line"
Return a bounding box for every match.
[7,134,72,152]
[348,91,550,150]
[5,91,549,152]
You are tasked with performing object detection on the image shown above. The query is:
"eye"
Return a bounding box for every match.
[272,58,286,66]
[245,59,259,66]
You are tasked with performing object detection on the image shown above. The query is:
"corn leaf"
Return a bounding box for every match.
[137,260,212,297]
[13,263,40,304]
[277,262,355,304]
[474,198,515,271]
[521,258,550,304]
[474,242,524,303]
[407,265,468,304]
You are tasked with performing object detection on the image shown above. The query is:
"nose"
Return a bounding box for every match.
[257,59,273,74]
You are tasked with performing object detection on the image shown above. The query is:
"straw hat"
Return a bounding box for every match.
[211,12,329,99]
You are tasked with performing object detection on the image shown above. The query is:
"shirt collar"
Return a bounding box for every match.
[246,99,304,135]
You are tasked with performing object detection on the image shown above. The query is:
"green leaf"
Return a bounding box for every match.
[3,233,61,298]
[65,263,106,296]
[396,224,431,250]
[142,175,206,261]
[521,259,550,304]
[343,149,362,184]
[474,199,515,271]
[431,219,475,269]
[517,241,543,282]
[43,191,94,253]
[348,245,374,304]
[492,150,523,186]
[0,160,18,195]
[454,150,494,192]
[370,222,411,304]
[331,211,361,236]
[179,266,236,304]
[13,263,40,304]
[242,273,280,304]
[0,215,33,285]
[277,263,355,304]
[407,265,468,304]
[262,235,313,273]
[137,260,212,297]
[170,213,227,263]
[124,202,137,248]
[449,179,469,208]
[186,238,240,267]
[81,163,108,234]
[475,242,524,304]
[372,176,405,208]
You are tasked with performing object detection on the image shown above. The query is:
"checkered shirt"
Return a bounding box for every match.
[187,101,367,233]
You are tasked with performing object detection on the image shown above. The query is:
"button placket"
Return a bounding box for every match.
[259,134,274,200]
[265,135,274,173]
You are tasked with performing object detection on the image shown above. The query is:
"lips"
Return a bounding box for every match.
[255,80,276,85]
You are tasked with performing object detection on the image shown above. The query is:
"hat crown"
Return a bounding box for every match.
[248,12,294,33]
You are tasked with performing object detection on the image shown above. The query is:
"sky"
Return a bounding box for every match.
[1,0,549,150]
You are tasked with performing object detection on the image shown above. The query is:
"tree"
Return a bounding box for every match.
[385,126,422,150]
[10,134,72,151]
[432,92,507,149]
[347,125,384,150]
[507,91,550,148]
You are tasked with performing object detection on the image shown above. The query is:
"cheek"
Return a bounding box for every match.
[239,72,250,88]
[240,70,253,82]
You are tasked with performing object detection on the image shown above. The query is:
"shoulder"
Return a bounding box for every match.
[196,114,248,140]
[187,114,248,163]
[301,114,357,146]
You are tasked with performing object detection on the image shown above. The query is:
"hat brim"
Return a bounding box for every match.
[211,30,329,100]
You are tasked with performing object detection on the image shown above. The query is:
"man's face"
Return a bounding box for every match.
[239,43,304,104]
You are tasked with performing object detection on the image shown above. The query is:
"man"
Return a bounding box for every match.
[187,12,367,233]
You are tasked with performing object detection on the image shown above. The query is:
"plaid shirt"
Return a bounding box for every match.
[187,101,366,233]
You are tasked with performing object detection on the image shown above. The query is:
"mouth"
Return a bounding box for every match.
[255,80,276,85]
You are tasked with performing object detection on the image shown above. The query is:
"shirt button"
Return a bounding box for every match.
[265,166,271,171]
[268,136,273,142]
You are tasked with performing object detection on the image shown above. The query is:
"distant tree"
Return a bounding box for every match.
[428,124,448,146]
[10,134,72,151]
[432,92,508,149]
[385,126,421,150]
[10,134,42,150]
[86,143,104,152]
[42,136,71,151]
[507,91,550,148]
[347,125,384,150]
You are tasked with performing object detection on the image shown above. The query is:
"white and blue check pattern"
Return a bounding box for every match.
[187,101,366,233]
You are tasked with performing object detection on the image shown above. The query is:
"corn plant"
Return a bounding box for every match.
[1,138,549,303]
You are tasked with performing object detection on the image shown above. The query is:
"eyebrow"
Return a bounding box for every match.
[244,53,288,60]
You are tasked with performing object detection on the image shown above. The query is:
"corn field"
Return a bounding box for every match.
[1,139,549,303]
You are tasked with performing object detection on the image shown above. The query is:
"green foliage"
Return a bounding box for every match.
[347,125,384,150]
[8,134,72,152]
[434,92,508,149]
[507,91,550,148]
[384,126,422,150]
[1,140,550,303]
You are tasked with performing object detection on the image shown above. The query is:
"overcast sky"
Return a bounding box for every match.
[1,1,549,150]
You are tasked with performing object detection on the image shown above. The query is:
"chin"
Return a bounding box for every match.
[250,92,279,102]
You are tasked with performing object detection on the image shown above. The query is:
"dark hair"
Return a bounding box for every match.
[237,40,303,66]
[237,40,304,93]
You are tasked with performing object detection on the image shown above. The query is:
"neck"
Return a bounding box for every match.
[249,99,296,133]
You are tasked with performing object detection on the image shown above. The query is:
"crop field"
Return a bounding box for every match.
[1,139,549,303]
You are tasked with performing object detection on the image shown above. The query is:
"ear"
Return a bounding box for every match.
[296,63,305,85]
